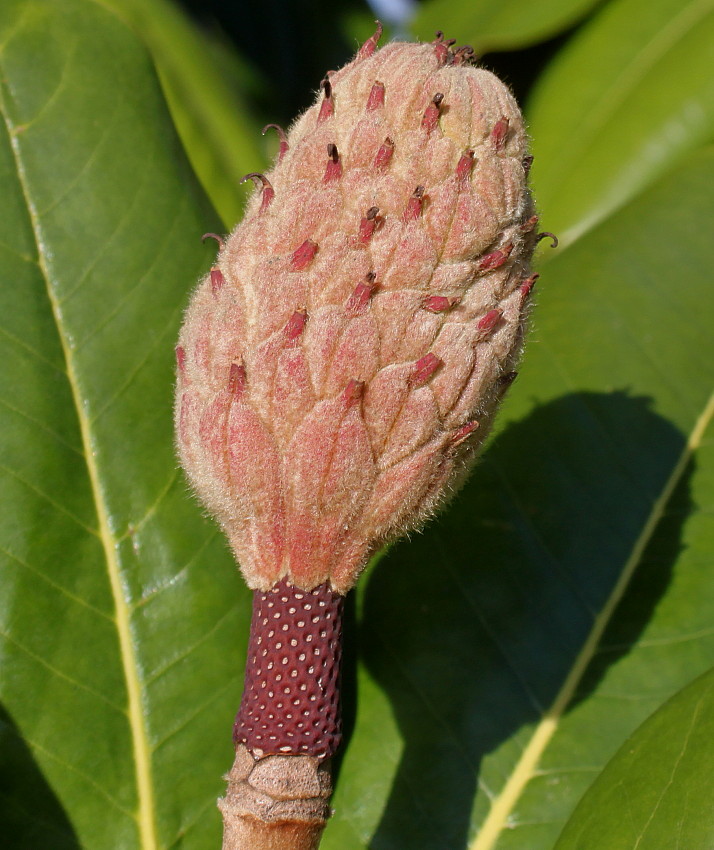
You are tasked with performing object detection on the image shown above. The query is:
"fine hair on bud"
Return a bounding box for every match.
[176,32,537,597]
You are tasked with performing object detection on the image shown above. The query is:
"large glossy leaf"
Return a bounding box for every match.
[0,1,249,848]
[101,0,265,229]
[3,2,714,849]
[323,148,714,849]
[554,666,714,848]
[528,0,714,247]
[412,0,603,54]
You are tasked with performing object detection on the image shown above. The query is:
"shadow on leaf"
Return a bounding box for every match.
[355,390,692,850]
[0,706,80,849]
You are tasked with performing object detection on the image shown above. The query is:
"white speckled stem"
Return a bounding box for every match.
[233,579,344,758]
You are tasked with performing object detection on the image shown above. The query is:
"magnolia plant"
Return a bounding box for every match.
[175,25,543,850]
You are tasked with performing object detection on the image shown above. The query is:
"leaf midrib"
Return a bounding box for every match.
[535,0,714,246]
[0,60,159,850]
[469,390,714,850]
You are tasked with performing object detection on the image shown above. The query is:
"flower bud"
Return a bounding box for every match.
[176,37,537,594]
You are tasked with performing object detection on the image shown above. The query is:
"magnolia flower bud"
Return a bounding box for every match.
[176,27,540,850]
[176,36,536,596]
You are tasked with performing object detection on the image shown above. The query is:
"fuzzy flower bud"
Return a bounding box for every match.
[176,37,536,595]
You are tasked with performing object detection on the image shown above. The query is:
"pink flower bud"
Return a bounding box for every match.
[176,38,537,594]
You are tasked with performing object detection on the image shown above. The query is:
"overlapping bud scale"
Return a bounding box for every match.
[176,38,537,593]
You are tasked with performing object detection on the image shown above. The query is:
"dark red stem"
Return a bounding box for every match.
[233,578,345,760]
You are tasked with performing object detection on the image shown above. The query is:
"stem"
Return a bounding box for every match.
[219,579,345,850]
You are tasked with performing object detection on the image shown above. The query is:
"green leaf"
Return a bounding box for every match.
[4,3,714,849]
[412,0,604,54]
[528,0,714,248]
[0,1,248,848]
[554,666,714,849]
[102,0,266,229]
[324,149,714,849]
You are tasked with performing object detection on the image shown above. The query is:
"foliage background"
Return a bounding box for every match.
[1,0,713,848]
